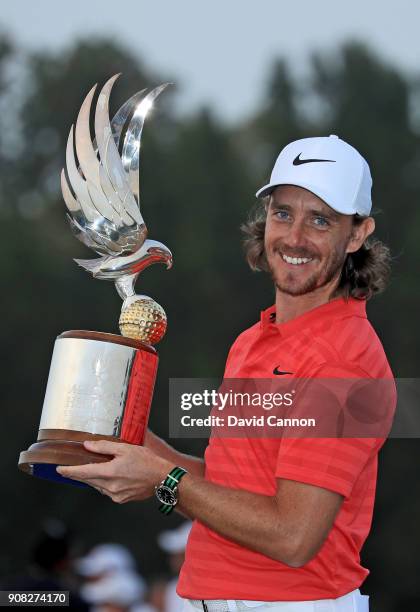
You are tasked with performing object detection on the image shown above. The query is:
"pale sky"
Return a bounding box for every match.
[0,1,418,123]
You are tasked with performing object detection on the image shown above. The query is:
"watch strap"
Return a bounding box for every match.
[163,466,187,489]
[158,466,188,515]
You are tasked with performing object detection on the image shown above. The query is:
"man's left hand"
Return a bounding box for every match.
[56,441,173,503]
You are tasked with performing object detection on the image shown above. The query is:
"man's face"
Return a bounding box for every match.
[264,185,357,297]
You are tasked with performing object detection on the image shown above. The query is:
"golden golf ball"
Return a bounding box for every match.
[119,297,167,345]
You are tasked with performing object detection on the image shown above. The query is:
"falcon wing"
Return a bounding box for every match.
[61,75,169,256]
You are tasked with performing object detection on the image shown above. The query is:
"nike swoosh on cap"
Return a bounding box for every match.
[273,366,294,376]
[293,153,336,166]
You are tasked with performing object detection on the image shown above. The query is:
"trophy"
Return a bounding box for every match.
[18,75,172,484]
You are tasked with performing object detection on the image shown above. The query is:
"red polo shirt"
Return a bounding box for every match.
[177,297,396,601]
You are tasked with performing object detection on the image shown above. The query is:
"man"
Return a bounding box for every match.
[1,519,89,611]
[58,135,396,612]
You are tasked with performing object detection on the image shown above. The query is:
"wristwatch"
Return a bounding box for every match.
[155,466,188,515]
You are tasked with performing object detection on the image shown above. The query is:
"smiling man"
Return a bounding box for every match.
[58,135,396,612]
[264,185,373,319]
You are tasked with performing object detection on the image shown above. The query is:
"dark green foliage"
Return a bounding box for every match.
[0,36,418,611]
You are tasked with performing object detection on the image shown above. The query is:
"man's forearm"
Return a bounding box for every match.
[176,473,301,567]
[144,430,205,477]
[57,436,338,568]
[145,432,303,565]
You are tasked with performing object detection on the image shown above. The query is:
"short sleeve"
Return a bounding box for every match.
[275,436,381,499]
[275,363,396,499]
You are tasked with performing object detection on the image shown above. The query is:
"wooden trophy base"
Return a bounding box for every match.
[18,430,115,486]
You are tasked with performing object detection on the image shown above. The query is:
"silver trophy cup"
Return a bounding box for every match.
[19,75,172,485]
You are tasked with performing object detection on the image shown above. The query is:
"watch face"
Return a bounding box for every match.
[156,485,177,506]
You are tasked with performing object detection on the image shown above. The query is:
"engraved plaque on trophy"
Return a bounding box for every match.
[18,75,172,484]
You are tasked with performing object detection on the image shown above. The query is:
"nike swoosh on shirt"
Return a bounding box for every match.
[273,366,294,376]
[293,153,336,166]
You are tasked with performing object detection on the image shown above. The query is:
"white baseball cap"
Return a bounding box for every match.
[256,135,372,216]
[80,569,146,605]
[76,543,136,576]
[158,521,192,554]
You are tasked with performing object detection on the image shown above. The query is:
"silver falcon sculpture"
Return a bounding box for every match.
[61,74,172,344]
